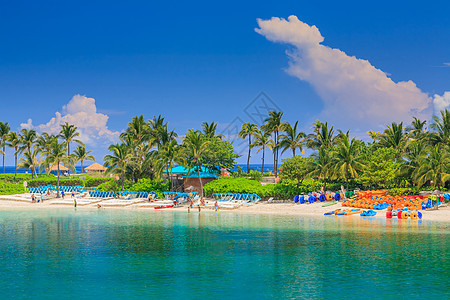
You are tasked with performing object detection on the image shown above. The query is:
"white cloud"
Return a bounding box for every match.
[256,16,437,131]
[443,62,450,67]
[433,92,450,113]
[21,95,120,145]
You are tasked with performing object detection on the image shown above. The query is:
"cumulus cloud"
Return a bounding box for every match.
[255,16,444,132]
[21,95,120,145]
[443,62,450,67]
[433,92,450,113]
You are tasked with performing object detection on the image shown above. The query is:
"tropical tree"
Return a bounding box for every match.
[7,131,20,178]
[157,140,185,190]
[309,146,332,188]
[59,122,83,156]
[331,133,365,194]
[182,129,211,197]
[104,143,132,190]
[121,115,149,143]
[72,145,95,173]
[19,129,38,176]
[251,129,271,175]
[18,147,42,178]
[44,139,73,198]
[279,121,305,157]
[262,111,283,176]
[407,117,427,141]
[377,122,408,157]
[201,121,224,140]
[0,122,10,173]
[239,123,258,173]
[399,141,427,186]
[429,109,450,147]
[414,145,450,188]
[307,121,336,150]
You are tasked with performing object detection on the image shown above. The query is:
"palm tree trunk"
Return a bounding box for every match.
[197,165,203,197]
[261,146,265,176]
[275,131,279,176]
[247,135,251,174]
[2,145,5,173]
[57,163,60,198]
[346,171,349,199]
[121,169,124,191]
[14,152,17,179]
[67,142,70,176]
[293,148,296,157]
[81,160,84,174]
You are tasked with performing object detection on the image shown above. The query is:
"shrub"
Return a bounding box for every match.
[203,177,262,196]
[129,179,169,196]
[97,179,134,192]
[27,178,84,187]
[0,181,25,195]
[388,188,418,196]
[0,173,55,184]
[85,176,111,187]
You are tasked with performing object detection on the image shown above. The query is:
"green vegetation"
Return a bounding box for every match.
[0,181,24,195]
[3,108,450,199]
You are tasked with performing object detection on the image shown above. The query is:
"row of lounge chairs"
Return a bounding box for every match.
[88,191,115,198]
[28,185,83,194]
[212,193,261,202]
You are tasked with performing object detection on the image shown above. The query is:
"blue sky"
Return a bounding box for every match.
[0,0,449,165]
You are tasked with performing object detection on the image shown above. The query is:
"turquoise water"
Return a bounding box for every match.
[0,209,448,299]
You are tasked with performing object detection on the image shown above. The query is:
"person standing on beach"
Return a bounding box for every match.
[31,194,35,203]
[61,191,65,199]
[74,198,77,207]
[214,201,219,211]
[71,191,75,198]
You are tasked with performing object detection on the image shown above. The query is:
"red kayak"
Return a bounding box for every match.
[154,205,174,210]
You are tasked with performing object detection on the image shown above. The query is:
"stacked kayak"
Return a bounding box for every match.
[360,210,377,216]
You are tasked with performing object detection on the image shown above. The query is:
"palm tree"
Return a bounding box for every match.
[378,122,408,157]
[238,123,258,173]
[201,121,224,140]
[72,145,95,173]
[19,129,38,176]
[158,140,185,190]
[430,109,450,147]
[309,146,332,188]
[407,117,427,141]
[0,122,10,173]
[251,129,271,175]
[414,145,450,188]
[279,121,305,157]
[332,133,365,194]
[263,111,283,176]
[104,143,132,190]
[367,130,381,143]
[121,115,149,143]
[183,129,211,197]
[7,132,20,178]
[59,123,83,175]
[59,122,83,156]
[44,139,73,198]
[307,121,336,150]
[400,141,427,186]
[18,147,42,179]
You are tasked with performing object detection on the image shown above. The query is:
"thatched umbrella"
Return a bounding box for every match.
[47,164,69,176]
[84,163,107,173]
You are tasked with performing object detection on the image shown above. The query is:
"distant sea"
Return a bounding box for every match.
[0,164,276,174]
[0,166,86,174]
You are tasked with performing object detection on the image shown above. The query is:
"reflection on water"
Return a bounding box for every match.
[0,209,448,299]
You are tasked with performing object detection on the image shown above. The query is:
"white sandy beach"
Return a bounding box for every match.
[0,194,448,223]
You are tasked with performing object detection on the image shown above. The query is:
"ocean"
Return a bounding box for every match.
[0,164,276,174]
[0,209,447,299]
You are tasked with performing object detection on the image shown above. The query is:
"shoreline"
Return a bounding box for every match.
[0,197,448,223]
